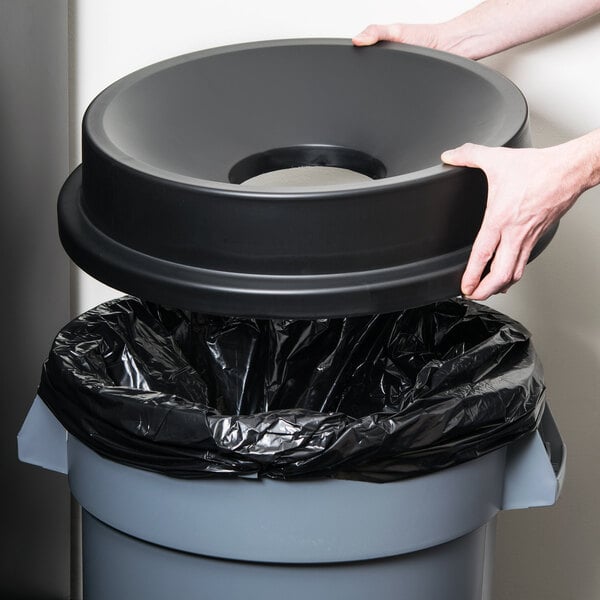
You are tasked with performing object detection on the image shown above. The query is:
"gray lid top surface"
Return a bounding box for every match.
[59,38,556,317]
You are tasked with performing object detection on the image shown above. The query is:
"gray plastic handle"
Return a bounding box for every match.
[17,395,68,474]
[502,405,566,510]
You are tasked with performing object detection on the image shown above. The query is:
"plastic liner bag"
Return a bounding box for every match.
[38,296,545,482]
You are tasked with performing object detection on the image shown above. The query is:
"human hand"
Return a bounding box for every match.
[441,143,588,300]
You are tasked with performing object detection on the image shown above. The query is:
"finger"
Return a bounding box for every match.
[461,224,500,297]
[511,231,541,284]
[513,246,532,284]
[352,24,398,46]
[441,143,488,169]
[467,235,522,300]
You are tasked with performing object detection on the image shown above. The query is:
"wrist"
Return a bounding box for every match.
[560,132,600,194]
[434,19,505,60]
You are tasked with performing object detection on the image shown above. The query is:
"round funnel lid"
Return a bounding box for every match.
[59,38,556,317]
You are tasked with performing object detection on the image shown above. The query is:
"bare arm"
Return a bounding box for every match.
[354,1,600,300]
[353,0,600,59]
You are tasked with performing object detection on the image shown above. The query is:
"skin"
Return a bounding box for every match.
[353,0,600,299]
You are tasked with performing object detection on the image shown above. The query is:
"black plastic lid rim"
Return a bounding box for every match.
[60,167,557,317]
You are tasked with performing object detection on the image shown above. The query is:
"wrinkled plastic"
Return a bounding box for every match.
[38,297,545,482]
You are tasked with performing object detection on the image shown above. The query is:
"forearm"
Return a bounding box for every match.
[436,0,600,59]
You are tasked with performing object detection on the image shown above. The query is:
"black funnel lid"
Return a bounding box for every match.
[59,38,556,317]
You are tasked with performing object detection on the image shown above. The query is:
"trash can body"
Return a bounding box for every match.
[18,406,555,600]
[82,512,495,600]
[71,435,502,600]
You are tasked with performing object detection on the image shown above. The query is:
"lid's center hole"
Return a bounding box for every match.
[229,145,386,187]
[242,165,373,187]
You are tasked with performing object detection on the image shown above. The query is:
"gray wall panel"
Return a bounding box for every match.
[0,1,70,597]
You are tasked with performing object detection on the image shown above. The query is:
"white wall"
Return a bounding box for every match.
[71,2,600,598]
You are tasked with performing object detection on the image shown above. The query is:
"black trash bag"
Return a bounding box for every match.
[38,296,545,482]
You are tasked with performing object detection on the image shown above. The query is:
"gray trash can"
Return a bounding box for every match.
[19,396,564,600]
[21,39,566,600]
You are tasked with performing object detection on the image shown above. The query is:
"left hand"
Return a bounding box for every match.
[441,142,586,300]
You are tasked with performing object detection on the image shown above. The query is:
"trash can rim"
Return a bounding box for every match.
[83,37,528,195]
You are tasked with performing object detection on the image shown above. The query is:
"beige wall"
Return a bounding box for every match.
[71,2,600,598]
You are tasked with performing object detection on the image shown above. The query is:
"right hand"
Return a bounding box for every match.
[352,23,443,50]
[440,142,584,300]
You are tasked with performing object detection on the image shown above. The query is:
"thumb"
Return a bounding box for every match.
[352,29,377,46]
[352,24,392,46]
[441,143,486,168]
